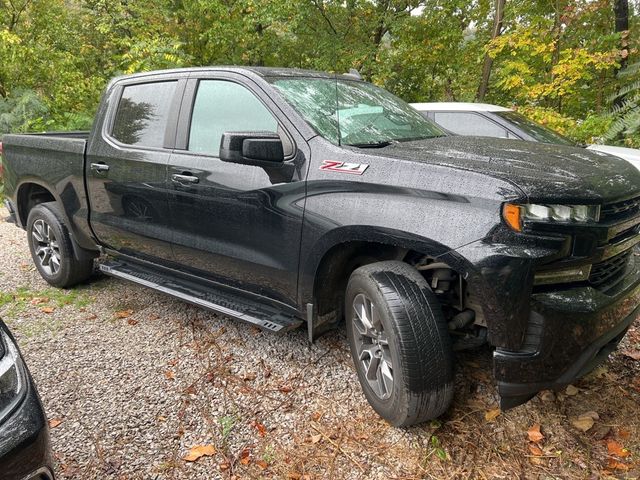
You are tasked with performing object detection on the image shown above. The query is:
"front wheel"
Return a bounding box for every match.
[346,261,454,427]
[27,202,94,288]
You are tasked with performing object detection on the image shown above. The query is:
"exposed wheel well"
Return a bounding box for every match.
[311,242,485,345]
[312,242,404,330]
[17,183,56,227]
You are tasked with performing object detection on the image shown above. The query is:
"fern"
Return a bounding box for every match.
[603,61,640,146]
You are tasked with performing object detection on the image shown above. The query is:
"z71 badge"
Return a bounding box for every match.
[319,160,369,175]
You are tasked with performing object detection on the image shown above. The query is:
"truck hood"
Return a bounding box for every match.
[381,136,640,203]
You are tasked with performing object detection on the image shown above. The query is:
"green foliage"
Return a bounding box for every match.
[0,0,637,147]
[604,60,640,147]
[0,89,49,134]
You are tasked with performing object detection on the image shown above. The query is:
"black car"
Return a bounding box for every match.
[0,319,53,480]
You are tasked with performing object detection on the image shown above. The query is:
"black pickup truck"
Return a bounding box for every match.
[3,67,640,426]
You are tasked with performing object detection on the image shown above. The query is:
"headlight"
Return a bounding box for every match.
[503,203,600,231]
[0,329,27,423]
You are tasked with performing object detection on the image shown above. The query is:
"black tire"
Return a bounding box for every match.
[26,202,94,288]
[345,261,454,427]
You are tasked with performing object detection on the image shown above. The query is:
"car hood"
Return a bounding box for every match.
[380,136,640,203]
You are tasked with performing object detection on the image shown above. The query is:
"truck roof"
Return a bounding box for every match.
[410,102,512,112]
[111,66,362,83]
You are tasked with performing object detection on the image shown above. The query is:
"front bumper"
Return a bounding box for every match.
[494,253,640,409]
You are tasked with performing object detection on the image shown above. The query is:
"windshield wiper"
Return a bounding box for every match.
[345,140,395,148]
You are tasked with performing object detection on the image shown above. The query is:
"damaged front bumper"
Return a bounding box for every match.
[494,252,640,410]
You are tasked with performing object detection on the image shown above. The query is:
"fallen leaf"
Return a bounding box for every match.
[607,458,629,471]
[484,408,501,422]
[239,448,251,465]
[30,297,48,305]
[288,473,302,480]
[527,424,544,443]
[164,371,175,380]
[49,418,63,428]
[311,411,322,421]
[127,318,138,326]
[40,306,55,314]
[310,434,322,444]
[539,390,556,402]
[183,444,216,462]
[572,411,598,432]
[528,444,544,456]
[219,461,231,471]
[256,460,268,470]
[565,385,579,396]
[619,428,631,440]
[607,439,630,458]
[622,349,640,361]
[253,421,267,437]
[583,411,600,420]
[115,309,133,319]
[279,385,293,393]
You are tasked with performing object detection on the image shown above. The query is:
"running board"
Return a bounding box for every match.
[99,260,303,333]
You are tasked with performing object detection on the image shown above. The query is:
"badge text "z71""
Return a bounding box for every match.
[319,160,369,175]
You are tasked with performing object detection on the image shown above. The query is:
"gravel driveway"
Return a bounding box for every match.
[1,206,639,479]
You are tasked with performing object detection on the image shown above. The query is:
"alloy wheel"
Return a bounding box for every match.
[352,293,394,400]
[31,219,61,276]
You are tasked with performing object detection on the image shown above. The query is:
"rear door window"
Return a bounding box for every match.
[433,112,509,138]
[111,81,177,148]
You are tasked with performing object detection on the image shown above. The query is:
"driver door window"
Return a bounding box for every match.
[188,80,278,156]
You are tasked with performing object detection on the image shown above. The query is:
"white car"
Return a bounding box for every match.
[411,102,640,171]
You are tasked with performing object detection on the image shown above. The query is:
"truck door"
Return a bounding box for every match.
[166,74,309,306]
[85,76,185,262]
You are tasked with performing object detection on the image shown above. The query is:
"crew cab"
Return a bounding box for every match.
[3,67,640,426]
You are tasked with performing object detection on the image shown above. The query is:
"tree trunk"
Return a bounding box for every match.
[613,0,629,108]
[614,0,629,73]
[476,0,506,101]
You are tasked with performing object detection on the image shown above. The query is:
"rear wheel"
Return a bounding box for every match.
[27,202,94,288]
[346,261,454,426]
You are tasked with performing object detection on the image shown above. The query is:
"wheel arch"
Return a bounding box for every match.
[300,226,484,340]
[16,180,97,261]
[16,180,58,228]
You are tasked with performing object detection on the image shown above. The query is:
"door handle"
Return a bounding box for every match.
[91,162,110,173]
[171,173,199,184]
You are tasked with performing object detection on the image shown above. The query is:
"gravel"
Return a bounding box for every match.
[1,206,639,479]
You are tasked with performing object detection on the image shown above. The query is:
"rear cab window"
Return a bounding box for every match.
[111,81,178,148]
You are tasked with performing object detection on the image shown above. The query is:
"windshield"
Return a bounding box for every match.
[496,111,576,146]
[268,77,446,146]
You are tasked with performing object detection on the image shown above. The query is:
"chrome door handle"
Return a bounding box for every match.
[91,162,110,173]
[171,174,199,184]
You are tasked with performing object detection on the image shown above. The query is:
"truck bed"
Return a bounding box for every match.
[2,131,92,248]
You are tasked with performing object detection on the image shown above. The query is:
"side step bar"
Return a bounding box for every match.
[99,260,303,333]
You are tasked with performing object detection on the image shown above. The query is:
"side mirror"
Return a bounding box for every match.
[220,132,285,166]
